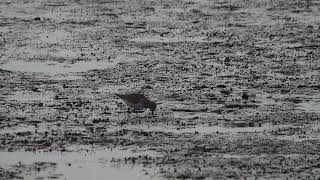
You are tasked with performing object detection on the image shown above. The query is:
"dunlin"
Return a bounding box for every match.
[116,93,157,114]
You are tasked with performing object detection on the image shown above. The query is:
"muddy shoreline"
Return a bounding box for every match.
[1,0,320,179]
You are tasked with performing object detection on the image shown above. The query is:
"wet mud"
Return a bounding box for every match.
[0,0,320,179]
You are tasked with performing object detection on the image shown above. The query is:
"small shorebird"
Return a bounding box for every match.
[116,93,157,114]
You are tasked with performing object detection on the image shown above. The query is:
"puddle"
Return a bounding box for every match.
[0,60,116,76]
[51,74,82,80]
[130,36,207,43]
[256,93,320,113]
[276,134,320,142]
[0,122,86,135]
[297,101,320,113]
[7,91,55,102]
[39,30,70,44]
[0,125,37,135]
[0,147,161,180]
[274,123,320,142]
[119,123,292,134]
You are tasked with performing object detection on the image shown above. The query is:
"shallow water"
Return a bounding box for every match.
[0,147,161,180]
[7,91,55,102]
[298,101,320,113]
[118,123,292,134]
[0,60,115,76]
[1,0,320,179]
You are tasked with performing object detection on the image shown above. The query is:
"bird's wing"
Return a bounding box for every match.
[134,94,150,102]
[127,94,147,103]
[116,93,147,104]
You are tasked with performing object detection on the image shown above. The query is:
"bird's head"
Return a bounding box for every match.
[148,101,157,113]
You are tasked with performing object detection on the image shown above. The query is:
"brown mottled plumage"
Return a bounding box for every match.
[116,93,156,114]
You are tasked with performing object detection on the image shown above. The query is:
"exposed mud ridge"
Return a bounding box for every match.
[0,0,320,179]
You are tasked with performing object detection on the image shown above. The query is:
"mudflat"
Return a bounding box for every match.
[0,0,320,179]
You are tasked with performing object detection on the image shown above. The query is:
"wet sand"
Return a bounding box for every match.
[0,0,320,179]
